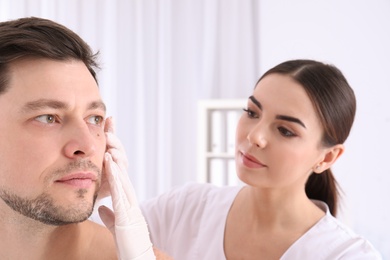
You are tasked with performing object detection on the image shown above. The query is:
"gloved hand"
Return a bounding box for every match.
[98,117,155,260]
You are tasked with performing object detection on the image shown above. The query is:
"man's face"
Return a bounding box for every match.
[0,58,106,225]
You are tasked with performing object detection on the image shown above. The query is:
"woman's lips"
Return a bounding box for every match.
[241,152,266,168]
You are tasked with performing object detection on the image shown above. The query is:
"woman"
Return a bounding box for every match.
[139,60,382,259]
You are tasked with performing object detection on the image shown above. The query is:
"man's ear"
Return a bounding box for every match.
[314,144,344,173]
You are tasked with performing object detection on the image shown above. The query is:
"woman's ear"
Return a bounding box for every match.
[314,144,344,173]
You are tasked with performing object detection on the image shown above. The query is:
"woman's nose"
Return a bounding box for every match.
[247,121,268,149]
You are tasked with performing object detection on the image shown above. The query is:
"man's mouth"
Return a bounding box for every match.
[56,172,97,189]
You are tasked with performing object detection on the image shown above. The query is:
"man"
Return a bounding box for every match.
[0,17,157,259]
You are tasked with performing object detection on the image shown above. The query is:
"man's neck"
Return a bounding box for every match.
[0,210,84,259]
[0,201,117,260]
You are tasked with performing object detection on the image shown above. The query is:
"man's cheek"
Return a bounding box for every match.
[97,169,110,200]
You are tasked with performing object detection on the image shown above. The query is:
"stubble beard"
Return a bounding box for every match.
[0,187,99,226]
[0,160,101,226]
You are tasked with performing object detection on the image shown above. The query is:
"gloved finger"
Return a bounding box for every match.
[105,152,137,205]
[109,158,139,208]
[98,205,116,235]
[104,116,115,133]
[104,152,132,206]
[105,150,138,206]
[106,132,127,153]
[106,147,128,171]
[104,117,123,151]
[105,118,129,169]
[104,152,139,225]
[96,170,111,200]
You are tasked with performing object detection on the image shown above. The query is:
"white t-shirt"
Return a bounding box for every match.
[141,183,382,259]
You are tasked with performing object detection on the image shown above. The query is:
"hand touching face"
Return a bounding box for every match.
[98,117,130,200]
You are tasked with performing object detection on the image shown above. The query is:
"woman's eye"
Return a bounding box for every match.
[35,114,57,124]
[243,108,258,119]
[278,127,296,137]
[88,115,104,125]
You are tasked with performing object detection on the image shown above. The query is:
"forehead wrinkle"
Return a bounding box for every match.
[19,99,106,114]
[20,99,68,113]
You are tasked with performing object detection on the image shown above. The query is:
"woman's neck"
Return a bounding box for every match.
[233,186,325,230]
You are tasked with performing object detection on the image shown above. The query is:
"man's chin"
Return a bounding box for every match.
[46,201,96,226]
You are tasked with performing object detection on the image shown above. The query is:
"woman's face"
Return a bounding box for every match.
[235,73,329,191]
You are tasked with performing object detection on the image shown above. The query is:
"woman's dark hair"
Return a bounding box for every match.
[258,59,356,216]
[0,16,99,94]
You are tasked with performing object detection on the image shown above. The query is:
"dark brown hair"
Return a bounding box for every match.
[0,16,99,94]
[258,59,356,216]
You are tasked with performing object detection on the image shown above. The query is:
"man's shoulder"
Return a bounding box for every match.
[82,220,117,259]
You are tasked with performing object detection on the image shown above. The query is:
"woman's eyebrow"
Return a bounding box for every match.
[276,115,306,128]
[249,95,262,110]
[249,95,306,128]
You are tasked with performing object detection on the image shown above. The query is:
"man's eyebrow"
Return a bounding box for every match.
[20,99,106,113]
[88,101,106,112]
[249,95,262,110]
[21,99,68,112]
[276,115,306,128]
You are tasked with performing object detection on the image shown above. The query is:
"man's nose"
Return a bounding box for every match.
[63,121,97,159]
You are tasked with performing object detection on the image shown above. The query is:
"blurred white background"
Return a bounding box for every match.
[1,0,389,258]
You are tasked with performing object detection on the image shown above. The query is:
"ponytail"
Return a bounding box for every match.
[305,169,339,216]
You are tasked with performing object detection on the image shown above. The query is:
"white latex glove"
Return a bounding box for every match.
[98,117,155,260]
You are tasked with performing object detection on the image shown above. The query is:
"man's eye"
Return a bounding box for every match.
[35,114,56,124]
[88,115,104,125]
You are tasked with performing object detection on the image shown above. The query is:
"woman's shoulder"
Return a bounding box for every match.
[287,200,383,259]
[315,216,381,259]
[312,200,374,243]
